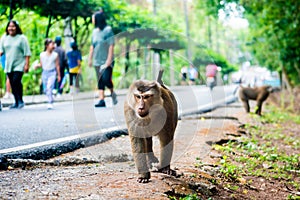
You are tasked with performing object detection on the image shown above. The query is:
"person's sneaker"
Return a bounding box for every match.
[111,92,118,105]
[47,103,54,110]
[3,92,13,99]
[95,99,106,107]
[9,103,18,109]
[56,93,62,99]
[17,102,25,109]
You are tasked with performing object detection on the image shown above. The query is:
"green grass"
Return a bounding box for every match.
[176,104,300,199]
[260,105,300,124]
[208,104,300,197]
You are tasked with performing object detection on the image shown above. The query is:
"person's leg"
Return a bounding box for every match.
[7,72,24,108]
[57,68,65,95]
[46,72,56,108]
[7,72,18,108]
[3,77,12,98]
[75,73,80,93]
[69,73,74,94]
[94,66,106,107]
[95,88,106,107]
[14,71,24,108]
[45,72,52,104]
[99,89,105,99]
[103,67,117,105]
[110,88,118,105]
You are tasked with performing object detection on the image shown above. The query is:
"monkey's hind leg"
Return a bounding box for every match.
[255,101,263,115]
[242,100,250,113]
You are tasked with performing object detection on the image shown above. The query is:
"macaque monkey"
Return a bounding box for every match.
[124,70,178,183]
[239,85,272,115]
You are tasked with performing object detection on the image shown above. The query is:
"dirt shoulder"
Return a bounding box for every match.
[0,92,299,199]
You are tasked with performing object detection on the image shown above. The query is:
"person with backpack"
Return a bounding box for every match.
[67,41,82,94]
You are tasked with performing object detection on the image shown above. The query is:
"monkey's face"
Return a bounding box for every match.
[127,80,163,118]
[134,91,154,117]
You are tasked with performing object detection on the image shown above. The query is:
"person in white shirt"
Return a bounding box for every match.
[35,38,61,109]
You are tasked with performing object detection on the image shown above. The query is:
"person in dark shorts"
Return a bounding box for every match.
[67,41,82,94]
[88,11,117,107]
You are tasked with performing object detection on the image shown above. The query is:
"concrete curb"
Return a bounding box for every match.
[0,127,128,160]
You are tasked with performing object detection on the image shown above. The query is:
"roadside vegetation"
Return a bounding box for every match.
[168,93,300,199]
[213,105,300,199]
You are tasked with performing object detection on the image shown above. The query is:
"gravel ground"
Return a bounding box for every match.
[0,102,250,199]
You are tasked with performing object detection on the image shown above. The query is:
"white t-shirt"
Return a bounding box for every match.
[40,51,58,71]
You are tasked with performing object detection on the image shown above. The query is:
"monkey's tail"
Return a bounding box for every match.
[157,69,172,90]
[157,69,165,87]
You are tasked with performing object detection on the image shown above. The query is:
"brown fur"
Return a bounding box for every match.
[239,85,272,115]
[124,80,178,183]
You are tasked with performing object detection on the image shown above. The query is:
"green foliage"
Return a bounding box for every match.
[261,105,300,124]
[22,64,42,95]
[0,66,5,93]
[179,194,200,200]
[239,0,300,85]
[193,48,238,76]
[220,158,240,180]
[0,0,101,19]
[0,0,239,94]
[169,194,200,200]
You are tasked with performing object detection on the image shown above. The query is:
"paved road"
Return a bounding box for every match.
[0,85,238,155]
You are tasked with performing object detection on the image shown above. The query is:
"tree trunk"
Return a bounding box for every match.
[207,16,212,50]
[125,39,130,73]
[136,46,142,79]
[169,50,175,86]
[152,52,160,80]
[73,17,78,42]
[281,62,292,93]
[64,17,73,52]
[45,14,52,38]
[79,19,91,50]
[293,61,300,81]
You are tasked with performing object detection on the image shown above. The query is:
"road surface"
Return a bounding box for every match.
[0,85,238,155]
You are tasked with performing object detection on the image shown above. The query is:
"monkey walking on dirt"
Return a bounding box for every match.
[238,85,273,116]
[124,70,178,183]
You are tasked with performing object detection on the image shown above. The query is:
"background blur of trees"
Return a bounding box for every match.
[239,0,300,89]
[0,0,299,95]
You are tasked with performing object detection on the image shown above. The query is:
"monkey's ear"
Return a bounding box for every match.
[148,81,159,88]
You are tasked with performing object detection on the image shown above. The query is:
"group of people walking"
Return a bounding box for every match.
[0,9,117,110]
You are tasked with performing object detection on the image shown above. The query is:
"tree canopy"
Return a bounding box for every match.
[219,0,300,86]
[0,0,99,19]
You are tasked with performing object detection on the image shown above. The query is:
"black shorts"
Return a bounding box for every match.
[69,73,80,87]
[95,66,113,90]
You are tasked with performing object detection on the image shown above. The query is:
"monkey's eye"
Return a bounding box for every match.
[143,95,152,99]
[135,95,141,99]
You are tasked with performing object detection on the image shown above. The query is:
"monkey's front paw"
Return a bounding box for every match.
[137,172,150,183]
